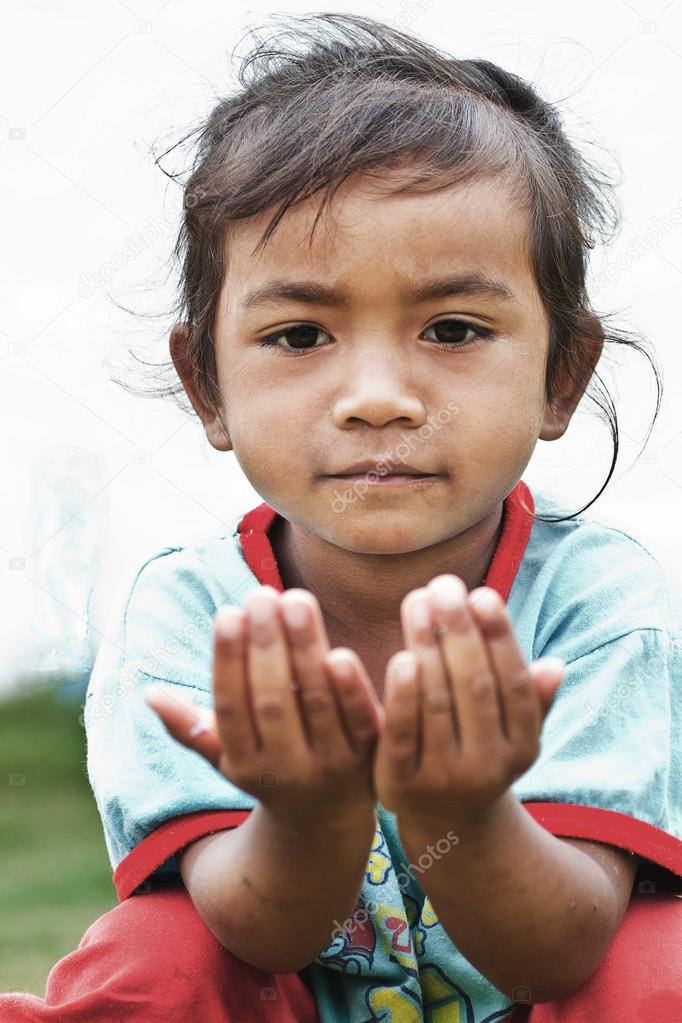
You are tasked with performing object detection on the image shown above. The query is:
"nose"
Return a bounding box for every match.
[330,349,427,429]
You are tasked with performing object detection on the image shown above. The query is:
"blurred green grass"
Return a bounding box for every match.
[0,685,116,996]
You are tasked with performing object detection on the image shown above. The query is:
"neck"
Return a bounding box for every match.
[268,503,505,637]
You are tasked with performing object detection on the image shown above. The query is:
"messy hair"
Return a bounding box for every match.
[120,12,661,523]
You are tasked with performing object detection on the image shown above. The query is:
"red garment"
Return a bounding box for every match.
[515,885,682,1021]
[1,879,680,1021]
[0,879,320,1023]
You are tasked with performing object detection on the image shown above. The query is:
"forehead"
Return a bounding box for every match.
[223,170,538,307]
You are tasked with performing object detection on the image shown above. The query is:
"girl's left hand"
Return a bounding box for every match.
[373,575,565,830]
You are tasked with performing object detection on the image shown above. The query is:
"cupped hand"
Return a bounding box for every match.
[373,576,565,829]
[145,586,385,828]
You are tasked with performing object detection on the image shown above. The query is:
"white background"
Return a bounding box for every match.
[2,0,682,695]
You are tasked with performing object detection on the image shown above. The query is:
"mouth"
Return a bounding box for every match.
[323,473,444,487]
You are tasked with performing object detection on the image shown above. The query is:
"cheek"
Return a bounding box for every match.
[452,366,546,460]
[456,378,542,431]
[228,435,290,509]
[221,365,285,441]
[229,422,283,471]
[475,351,547,419]
[225,394,309,496]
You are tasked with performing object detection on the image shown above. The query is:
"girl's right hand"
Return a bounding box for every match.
[145,585,385,829]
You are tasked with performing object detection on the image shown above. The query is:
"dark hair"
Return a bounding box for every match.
[115,11,661,524]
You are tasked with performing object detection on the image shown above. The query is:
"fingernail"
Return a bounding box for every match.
[410,600,431,630]
[390,654,414,683]
[248,598,276,627]
[188,718,210,738]
[431,579,466,613]
[282,601,308,629]
[146,683,174,700]
[535,656,565,673]
[145,685,194,709]
[215,606,241,639]
[328,654,354,680]
[473,590,501,615]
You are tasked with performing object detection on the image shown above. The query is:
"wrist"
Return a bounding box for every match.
[259,796,376,840]
[396,789,521,849]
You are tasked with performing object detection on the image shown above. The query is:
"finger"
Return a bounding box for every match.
[467,587,541,750]
[244,586,308,755]
[401,588,457,758]
[212,605,259,760]
[379,651,421,779]
[280,589,352,753]
[528,657,565,720]
[144,684,222,768]
[427,576,502,757]
[323,647,385,753]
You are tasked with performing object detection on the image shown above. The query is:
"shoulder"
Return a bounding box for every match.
[526,486,673,598]
[516,487,680,660]
[123,512,257,619]
[99,512,258,690]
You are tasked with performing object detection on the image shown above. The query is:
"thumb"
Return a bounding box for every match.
[144,683,222,768]
[529,657,565,722]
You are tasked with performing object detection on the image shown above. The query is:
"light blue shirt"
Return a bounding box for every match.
[85,481,682,1022]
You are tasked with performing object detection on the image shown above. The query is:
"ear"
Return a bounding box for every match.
[169,323,231,451]
[540,311,604,442]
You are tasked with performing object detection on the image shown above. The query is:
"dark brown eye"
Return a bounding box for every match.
[257,319,496,356]
[259,324,328,354]
[423,319,494,348]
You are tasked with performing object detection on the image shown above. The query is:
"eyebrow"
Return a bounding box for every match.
[240,272,518,309]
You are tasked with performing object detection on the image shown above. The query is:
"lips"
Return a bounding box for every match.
[328,460,441,477]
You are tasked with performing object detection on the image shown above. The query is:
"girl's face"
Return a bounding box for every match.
[205,171,572,554]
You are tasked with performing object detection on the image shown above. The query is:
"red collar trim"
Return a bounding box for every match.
[236,479,535,602]
[112,799,682,901]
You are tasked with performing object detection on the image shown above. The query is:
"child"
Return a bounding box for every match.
[3,12,681,1022]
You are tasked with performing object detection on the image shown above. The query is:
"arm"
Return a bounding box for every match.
[146,585,385,975]
[179,802,377,974]
[372,574,639,1004]
[398,793,638,1002]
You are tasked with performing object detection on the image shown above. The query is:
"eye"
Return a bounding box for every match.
[422,319,495,349]
[258,324,330,355]
[257,319,495,356]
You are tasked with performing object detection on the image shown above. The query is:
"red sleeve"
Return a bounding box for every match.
[114,801,682,903]
[114,809,252,900]
[523,801,682,891]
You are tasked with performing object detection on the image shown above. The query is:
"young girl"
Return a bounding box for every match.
[4,12,682,1022]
